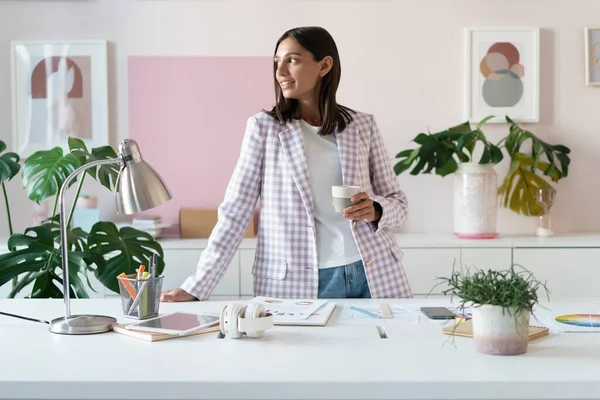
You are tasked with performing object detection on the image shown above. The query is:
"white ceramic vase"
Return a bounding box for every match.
[453,163,498,239]
[471,304,530,356]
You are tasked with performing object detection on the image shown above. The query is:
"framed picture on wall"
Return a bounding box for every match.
[464,27,540,124]
[10,40,109,158]
[585,27,600,86]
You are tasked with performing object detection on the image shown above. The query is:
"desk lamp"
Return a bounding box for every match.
[48,139,172,335]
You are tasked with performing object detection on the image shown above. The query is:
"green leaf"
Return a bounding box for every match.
[40,214,88,251]
[476,115,495,130]
[68,138,119,191]
[0,225,105,298]
[87,222,165,294]
[0,140,21,184]
[21,148,79,203]
[497,155,553,216]
[497,118,571,216]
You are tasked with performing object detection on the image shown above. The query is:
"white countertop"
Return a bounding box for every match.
[1,297,600,400]
[155,232,600,250]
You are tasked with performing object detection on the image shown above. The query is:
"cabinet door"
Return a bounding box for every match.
[161,249,240,298]
[513,248,600,298]
[460,248,512,271]
[401,248,461,296]
[239,249,256,297]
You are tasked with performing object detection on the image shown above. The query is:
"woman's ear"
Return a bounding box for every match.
[319,56,333,77]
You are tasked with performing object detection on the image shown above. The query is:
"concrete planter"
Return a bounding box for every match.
[471,304,530,355]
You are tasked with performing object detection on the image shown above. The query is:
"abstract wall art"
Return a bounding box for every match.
[464,28,540,123]
[585,27,600,86]
[10,40,109,157]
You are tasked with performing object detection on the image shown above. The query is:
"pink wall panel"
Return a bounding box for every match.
[127,56,274,227]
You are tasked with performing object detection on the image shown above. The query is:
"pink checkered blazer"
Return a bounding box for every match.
[181,110,412,300]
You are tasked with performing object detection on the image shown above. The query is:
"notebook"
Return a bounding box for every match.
[112,323,220,342]
[442,318,549,341]
[272,302,337,326]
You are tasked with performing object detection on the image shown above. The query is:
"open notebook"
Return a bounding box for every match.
[442,318,549,341]
[249,297,337,326]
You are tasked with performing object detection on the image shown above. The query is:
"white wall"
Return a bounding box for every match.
[1,0,599,240]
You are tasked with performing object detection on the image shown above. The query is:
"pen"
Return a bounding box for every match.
[350,305,381,319]
[150,254,158,277]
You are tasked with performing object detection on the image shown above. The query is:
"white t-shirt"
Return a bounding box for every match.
[299,119,361,269]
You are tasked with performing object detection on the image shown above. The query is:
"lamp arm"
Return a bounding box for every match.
[59,157,121,320]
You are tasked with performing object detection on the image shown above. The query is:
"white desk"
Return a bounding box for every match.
[1,298,600,400]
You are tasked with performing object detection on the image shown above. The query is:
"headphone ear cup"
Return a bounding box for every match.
[243,303,266,338]
[220,303,244,339]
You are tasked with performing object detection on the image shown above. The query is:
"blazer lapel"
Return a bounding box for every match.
[278,119,315,219]
[334,123,360,187]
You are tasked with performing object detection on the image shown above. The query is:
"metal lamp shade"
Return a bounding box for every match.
[115,139,172,214]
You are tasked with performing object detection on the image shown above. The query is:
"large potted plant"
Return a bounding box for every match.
[394,115,571,236]
[0,137,165,298]
[436,264,549,356]
[394,116,504,238]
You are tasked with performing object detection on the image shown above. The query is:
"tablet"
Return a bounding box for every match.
[124,312,220,336]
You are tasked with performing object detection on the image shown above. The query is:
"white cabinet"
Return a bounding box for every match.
[4,233,600,300]
[513,248,600,298]
[401,248,461,296]
[162,249,240,298]
[401,248,512,296]
[239,249,255,297]
[459,248,513,271]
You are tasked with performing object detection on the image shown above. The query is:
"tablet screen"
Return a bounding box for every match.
[132,312,219,331]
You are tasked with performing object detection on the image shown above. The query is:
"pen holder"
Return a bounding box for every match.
[117,274,164,319]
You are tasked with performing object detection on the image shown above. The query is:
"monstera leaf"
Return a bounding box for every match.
[42,214,89,251]
[497,117,571,216]
[394,116,503,177]
[0,140,20,184]
[87,222,165,294]
[68,137,120,191]
[0,225,106,298]
[21,148,79,204]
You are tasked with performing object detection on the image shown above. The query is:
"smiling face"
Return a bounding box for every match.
[273,37,332,102]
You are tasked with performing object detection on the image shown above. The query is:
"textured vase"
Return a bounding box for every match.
[453,163,498,239]
[472,305,530,356]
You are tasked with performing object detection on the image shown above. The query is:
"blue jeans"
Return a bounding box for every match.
[318,260,371,298]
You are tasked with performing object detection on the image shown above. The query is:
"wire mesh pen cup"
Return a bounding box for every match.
[117,274,164,319]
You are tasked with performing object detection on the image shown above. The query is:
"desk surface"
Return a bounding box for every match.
[1,297,600,400]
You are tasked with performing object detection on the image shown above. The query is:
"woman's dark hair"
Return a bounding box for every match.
[266,26,354,136]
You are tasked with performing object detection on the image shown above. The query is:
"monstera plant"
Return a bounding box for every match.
[394,115,571,217]
[0,138,165,299]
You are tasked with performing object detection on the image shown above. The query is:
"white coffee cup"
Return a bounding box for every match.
[331,185,362,212]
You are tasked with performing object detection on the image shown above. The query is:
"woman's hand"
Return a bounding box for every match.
[160,288,197,302]
[343,192,382,223]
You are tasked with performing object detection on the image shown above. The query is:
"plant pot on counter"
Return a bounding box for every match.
[472,304,530,356]
[453,163,498,239]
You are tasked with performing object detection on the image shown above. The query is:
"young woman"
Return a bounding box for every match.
[161,26,411,301]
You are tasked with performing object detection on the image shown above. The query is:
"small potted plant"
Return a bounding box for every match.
[436,264,549,356]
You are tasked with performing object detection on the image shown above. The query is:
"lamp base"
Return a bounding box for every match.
[48,314,117,335]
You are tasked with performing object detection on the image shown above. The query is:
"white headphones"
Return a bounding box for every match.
[219,303,274,339]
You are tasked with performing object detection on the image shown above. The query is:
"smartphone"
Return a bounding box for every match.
[419,306,456,320]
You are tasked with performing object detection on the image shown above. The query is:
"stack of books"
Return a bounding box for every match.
[116,215,169,238]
